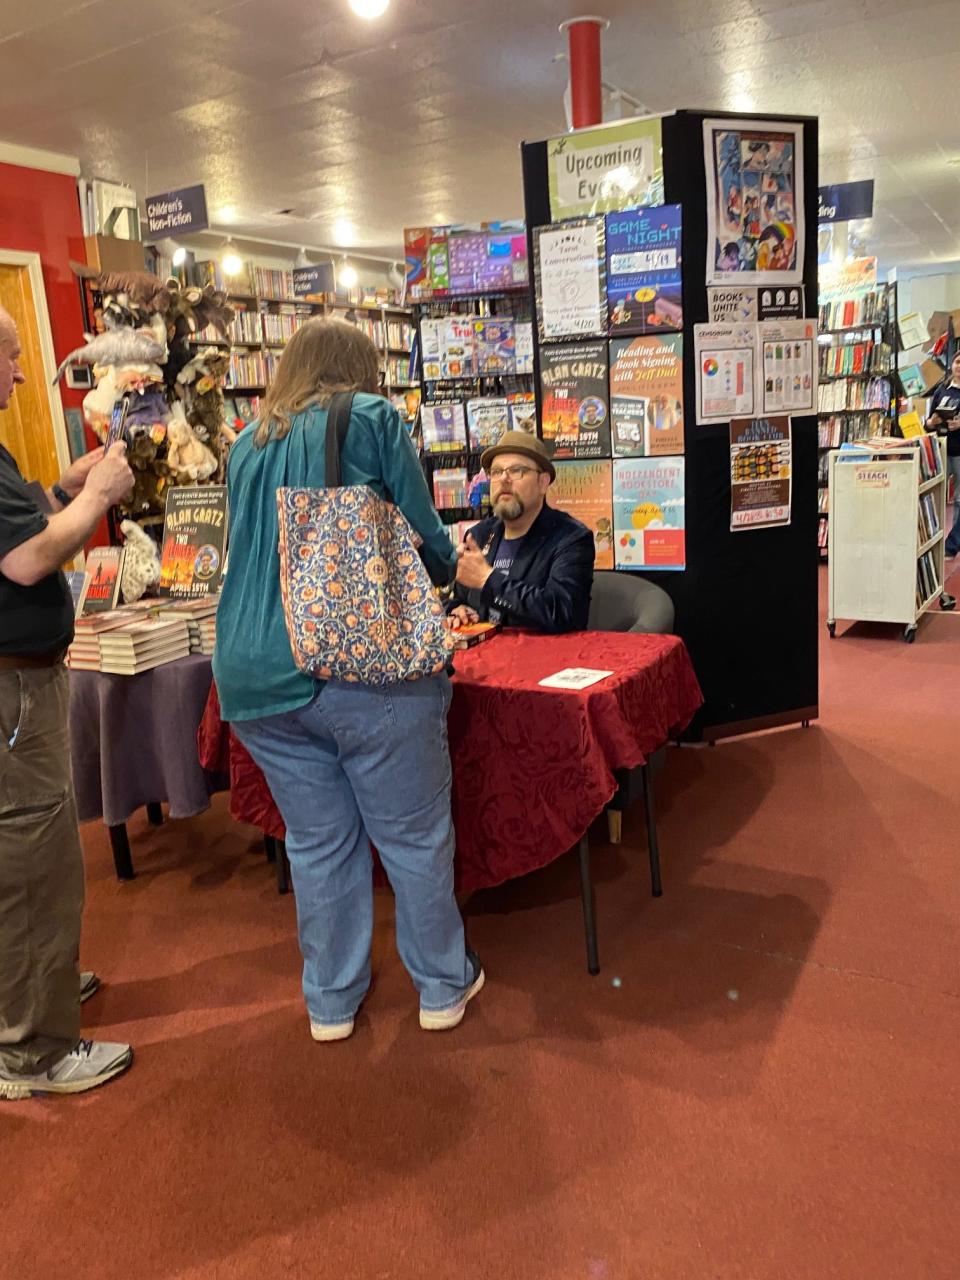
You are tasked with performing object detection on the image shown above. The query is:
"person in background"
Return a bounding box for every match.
[0,305,135,1100]
[927,351,960,557]
[449,431,594,633]
[213,319,482,1043]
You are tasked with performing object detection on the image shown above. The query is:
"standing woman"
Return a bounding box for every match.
[214,319,482,1041]
[927,351,960,558]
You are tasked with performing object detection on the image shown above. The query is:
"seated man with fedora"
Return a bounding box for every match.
[450,431,594,633]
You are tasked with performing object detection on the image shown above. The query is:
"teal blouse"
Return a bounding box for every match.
[213,393,456,722]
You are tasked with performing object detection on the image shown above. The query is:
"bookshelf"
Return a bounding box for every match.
[196,262,414,407]
[816,281,898,559]
[827,434,954,641]
[412,290,535,529]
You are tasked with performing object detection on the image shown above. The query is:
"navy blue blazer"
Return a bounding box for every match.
[452,502,594,633]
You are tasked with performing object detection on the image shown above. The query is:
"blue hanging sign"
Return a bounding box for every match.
[144,184,208,239]
[818,180,874,224]
[293,265,334,297]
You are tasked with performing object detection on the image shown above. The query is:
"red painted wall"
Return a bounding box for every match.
[0,160,108,544]
[0,160,88,408]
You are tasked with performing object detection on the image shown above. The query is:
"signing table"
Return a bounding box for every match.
[198,630,703,969]
[70,653,227,877]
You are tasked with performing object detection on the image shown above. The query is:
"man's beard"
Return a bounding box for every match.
[493,493,524,521]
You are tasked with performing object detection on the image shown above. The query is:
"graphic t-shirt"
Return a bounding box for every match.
[0,445,74,655]
[487,534,525,623]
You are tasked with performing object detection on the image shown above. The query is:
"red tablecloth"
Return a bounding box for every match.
[197,630,702,893]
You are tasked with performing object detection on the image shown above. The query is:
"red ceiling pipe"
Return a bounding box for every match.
[560,15,609,128]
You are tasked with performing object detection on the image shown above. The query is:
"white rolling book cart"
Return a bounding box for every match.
[827,434,955,642]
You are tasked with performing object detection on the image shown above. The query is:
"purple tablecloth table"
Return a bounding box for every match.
[69,653,225,878]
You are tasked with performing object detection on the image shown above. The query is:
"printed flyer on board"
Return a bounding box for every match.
[606,205,682,334]
[758,319,817,416]
[547,460,615,568]
[534,217,607,341]
[703,118,804,287]
[547,116,664,219]
[539,341,611,459]
[613,457,685,571]
[694,323,757,423]
[729,417,792,530]
[610,335,684,457]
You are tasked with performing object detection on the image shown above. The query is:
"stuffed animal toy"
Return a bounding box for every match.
[119,519,161,603]
[70,265,172,312]
[166,403,218,482]
[53,326,166,384]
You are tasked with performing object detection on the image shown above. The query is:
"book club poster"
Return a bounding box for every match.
[606,204,683,335]
[548,460,614,569]
[539,341,611,460]
[159,486,228,598]
[613,458,686,571]
[729,417,792,531]
[610,335,684,457]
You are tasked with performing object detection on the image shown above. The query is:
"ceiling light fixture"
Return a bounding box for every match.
[349,0,390,19]
[296,247,310,267]
[171,245,188,267]
[338,259,359,290]
[222,242,243,276]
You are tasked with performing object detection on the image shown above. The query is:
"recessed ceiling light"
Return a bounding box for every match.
[216,205,238,223]
[349,0,390,18]
[338,260,359,289]
[332,217,356,246]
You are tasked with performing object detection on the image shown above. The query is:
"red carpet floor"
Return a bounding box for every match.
[3,566,958,1279]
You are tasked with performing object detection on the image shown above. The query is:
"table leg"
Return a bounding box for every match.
[606,809,622,845]
[108,824,135,881]
[146,802,164,826]
[641,764,663,898]
[577,835,600,976]
[263,834,277,863]
[276,839,291,896]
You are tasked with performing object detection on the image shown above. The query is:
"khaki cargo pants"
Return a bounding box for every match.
[0,665,83,1074]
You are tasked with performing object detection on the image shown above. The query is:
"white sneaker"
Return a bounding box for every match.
[0,1039,133,1100]
[80,972,100,1003]
[420,952,485,1032]
[310,1018,354,1043]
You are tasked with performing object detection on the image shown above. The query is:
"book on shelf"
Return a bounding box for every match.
[262,310,303,343]
[818,411,890,448]
[227,306,263,344]
[515,322,534,375]
[421,401,468,453]
[818,288,891,331]
[227,351,267,388]
[819,340,892,379]
[466,397,510,451]
[252,267,295,299]
[817,515,829,547]
[507,392,536,434]
[473,318,516,374]
[432,467,469,510]
[818,376,891,413]
[918,491,940,544]
[917,549,940,607]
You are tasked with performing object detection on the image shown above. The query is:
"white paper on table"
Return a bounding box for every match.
[538,668,614,690]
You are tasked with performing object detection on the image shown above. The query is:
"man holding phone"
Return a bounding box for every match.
[927,351,960,558]
[0,305,136,1099]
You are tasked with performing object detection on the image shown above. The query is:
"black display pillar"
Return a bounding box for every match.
[521,108,820,740]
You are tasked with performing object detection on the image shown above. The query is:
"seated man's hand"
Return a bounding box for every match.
[455,535,493,591]
[448,604,480,630]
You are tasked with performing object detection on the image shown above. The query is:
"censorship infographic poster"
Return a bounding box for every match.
[704,118,804,287]
[694,323,757,423]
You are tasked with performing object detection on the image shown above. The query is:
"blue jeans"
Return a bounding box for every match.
[947,455,960,556]
[233,675,473,1026]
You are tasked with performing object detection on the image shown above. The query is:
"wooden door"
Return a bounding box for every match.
[0,261,60,487]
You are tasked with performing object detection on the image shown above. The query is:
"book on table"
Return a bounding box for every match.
[97,617,191,674]
[450,621,501,649]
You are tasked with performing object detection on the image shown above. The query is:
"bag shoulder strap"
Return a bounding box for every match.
[324,390,356,489]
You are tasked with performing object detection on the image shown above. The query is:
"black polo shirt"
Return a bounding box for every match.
[0,444,74,655]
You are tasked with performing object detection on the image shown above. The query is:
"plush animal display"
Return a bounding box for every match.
[119,519,161,603]
[52,326,166,384]
[166,403,218,482]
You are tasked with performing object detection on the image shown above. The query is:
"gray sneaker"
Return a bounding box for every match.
[0,1039,133,1100]
[80,971,100,1003]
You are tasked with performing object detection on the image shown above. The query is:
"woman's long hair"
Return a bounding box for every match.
[253,317,380,447]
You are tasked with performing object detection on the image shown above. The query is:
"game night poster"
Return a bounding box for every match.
[606,205,682,335]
